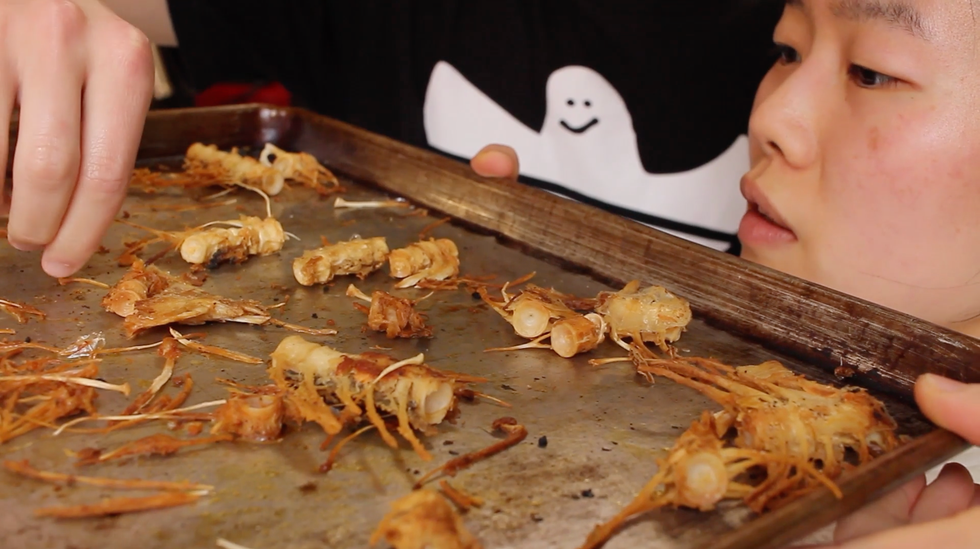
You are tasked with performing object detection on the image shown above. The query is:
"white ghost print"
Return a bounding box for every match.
[423,61,750,251]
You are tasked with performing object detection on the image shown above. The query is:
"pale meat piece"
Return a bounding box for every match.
[185,143,284,195]
[269,335,484,460]
[369,489,483,549]
[179,215,287,267]
[293,237,390,286]
[595,280,692,351]
[388,239,459,289]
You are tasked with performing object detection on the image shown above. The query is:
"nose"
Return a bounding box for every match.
[748,60,825,169]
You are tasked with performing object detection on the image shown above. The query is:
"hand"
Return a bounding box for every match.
[797,374,980,548]
[1,0,154,278]
[469,144,520,180]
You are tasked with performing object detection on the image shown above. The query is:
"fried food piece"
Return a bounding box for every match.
[179,216,287,267]
[293,237,390,286]
[259,143,342,195]
[34,491,203,519]
[104,260,331,338]
[269,336,485,461]
[595,280,692,351]
[637,357,900,480]
[0,298,46,323]
[75,433,233,466]
[347,284,432,339]
[0,359,104,444]
[186,143,284,195]
[415,417,527,488]
[480,282,596,339]
[369,489,483,549]
[549,313,607,358]
[210,389,285,442]
[101,259,173,317]
[578,411,840,549]
[388,239,459,289]
[3,459,212,492]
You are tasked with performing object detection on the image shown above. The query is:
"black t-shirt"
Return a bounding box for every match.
[166,1,783,252]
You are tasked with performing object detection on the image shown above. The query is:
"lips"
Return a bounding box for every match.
[738,176,797,246]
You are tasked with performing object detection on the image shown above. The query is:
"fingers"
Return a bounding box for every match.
[836,506,980,549]
[909,463,976,524]
[915,374,980,445]
[7,1,87,252]
[470,144,520,180]
[0,69,13,217]
[833,474,926,543]
[41,15,153,277]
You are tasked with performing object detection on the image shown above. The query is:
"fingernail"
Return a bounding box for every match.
[922,373,967,393]
[8,239,43,252]
[42,258,76,279]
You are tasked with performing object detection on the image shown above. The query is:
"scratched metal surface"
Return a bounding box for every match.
[0,159,933,549]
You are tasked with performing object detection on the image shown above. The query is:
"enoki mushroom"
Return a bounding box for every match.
[268,335,485,462]
[414,417,527,488]
[485,313,607,359]
[370,489,484,549]
[103,260,334,338]
[578,411,842,549]
[293,236,390,286]
[259,143,343,195]
[388,238,460,289]
[346,284,433,339]
[595,280,692,352]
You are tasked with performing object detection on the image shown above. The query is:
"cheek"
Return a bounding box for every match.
[821,107,980,265]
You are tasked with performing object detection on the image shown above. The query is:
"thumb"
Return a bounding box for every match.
[470,144,520,180]
[915,374,980,445]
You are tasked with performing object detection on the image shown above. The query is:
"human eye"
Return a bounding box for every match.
[848,64,899,89]
[772,42,801,65]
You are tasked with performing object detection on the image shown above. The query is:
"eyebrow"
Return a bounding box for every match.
[786,0,930,41]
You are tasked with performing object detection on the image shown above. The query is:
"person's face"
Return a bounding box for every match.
[741,0,980,336]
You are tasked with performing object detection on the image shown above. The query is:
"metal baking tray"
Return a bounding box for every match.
[2,104,979,549]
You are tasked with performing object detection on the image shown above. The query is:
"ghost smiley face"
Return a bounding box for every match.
[559,97,600,134]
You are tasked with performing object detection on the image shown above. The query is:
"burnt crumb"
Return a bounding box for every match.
[501,384,517,392]
[413,470,420,475]
[581,489,594,499]
[298,481,317,494]
[448,450,459,456]
[471,291,481,300]
[266,153,277,163]
[311,313,318,319]
[23,336,31,343]
[601,446,612,452]
[443,440,454,446]
[537,436,548,448]
[530,513,543,523]
[272,296,280,302]
[322,286,331,294]
[671,425,680,430]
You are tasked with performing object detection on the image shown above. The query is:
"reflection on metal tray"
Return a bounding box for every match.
[1,105,978,549]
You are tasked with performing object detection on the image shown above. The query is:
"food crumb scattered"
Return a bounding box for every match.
[537,436,548,448]
[581,489,594,499]
[298,481,317,493]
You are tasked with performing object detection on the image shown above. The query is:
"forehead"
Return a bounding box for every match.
[785,0,976,47]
